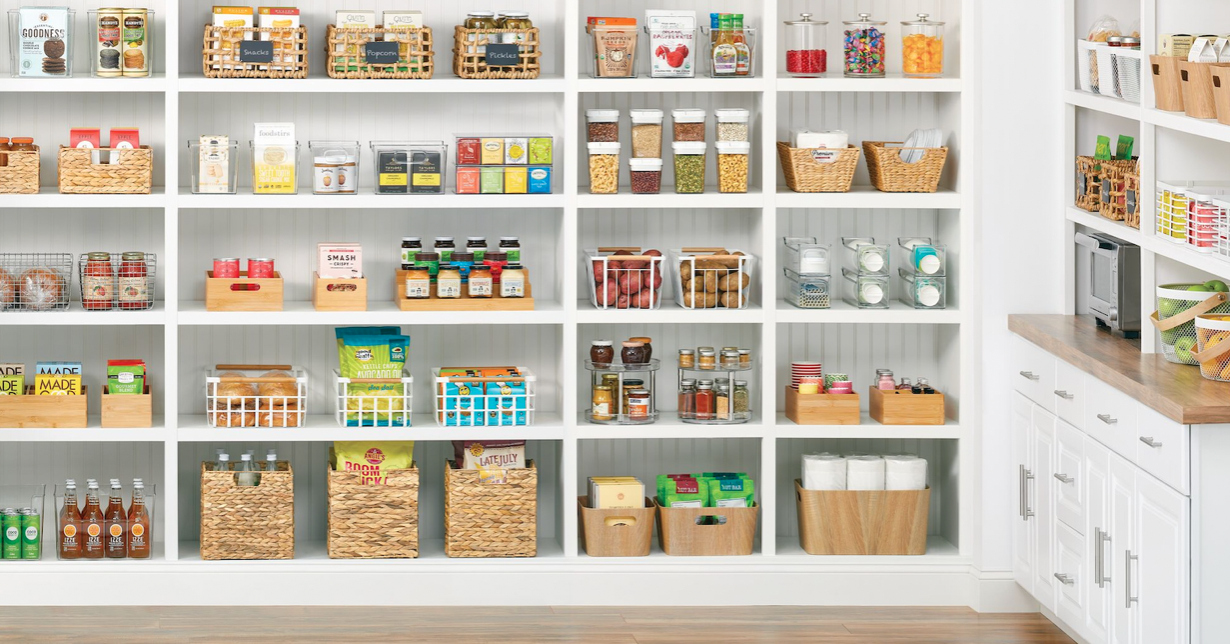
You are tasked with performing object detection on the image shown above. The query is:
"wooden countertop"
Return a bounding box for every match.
[1009,314,1230,425]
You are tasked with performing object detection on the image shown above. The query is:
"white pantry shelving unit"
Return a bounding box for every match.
[0,0,986,607]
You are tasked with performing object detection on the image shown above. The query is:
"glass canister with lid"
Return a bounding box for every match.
[901,13,944,78]
[464,11,498,54]
[784,13,827,77]
[842,12,886,78]
[498,10,534,50]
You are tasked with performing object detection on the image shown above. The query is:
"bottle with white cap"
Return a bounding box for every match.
[265,451,278,472]
[898,237,946,276]
[841,236,888,276]
[237,453,260,487]
[215,451,230,472]
[843,268,888,309]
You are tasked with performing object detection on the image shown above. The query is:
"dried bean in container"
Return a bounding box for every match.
[673,122,705,142]
[718,154,749,193]
[717,122,748,142]
[630,170,661,194]
[631,124,662,158]
[674,154,705,193]
[588,122,619,143]
[589,154,619,193]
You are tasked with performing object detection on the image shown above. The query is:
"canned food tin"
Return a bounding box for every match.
[248,258,275,279]
[212,258,240,279]
[121,9,149,77]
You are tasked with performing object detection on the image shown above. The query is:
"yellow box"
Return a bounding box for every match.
[594,481,646,509]
[504,166,528,193]
[480,138,504,165]
[34,373,81,396]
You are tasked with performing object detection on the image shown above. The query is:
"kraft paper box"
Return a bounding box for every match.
[35,373,81,395]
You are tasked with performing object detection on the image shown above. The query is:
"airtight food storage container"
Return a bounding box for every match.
[783,13,827,77]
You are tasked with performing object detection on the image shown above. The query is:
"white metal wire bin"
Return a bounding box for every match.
[671,248,756,310]
[433,367,536,427]
[206,365,308,428]
[0,253,73,312]
[334,369,413,427]
[584,247,668,310]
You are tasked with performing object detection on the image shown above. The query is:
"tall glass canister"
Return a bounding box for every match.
[784,13,827,77]
[901,14,945,78]
[842,13,886,78]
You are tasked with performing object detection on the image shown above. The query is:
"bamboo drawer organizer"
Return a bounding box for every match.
[101,385,152,428]
[578,496,655,557]
[205,271,284,311]
[202,25,309,78]
[0,146,40,194]
[325,25,433,79]
[654,497,758,556]
[452,27,540,79]
[784,386,860,425]
[57,146,152,194]
[395,268,533,311]
[794,480,930,555]
[0,386,88,428]
[312,273,367,311]
[867,386,945,425]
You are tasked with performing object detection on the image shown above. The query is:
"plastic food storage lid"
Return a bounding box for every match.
[716,141,751,154]
[672,108,706,123]
[587,142,621,154]
[672,141,706,154]
[844,12,886,26]
[715,108,750,123]
[860,282,885,303]
[630,108,665,123]
[629,157,664,170]
[785,12,827,26]
[901,13,944,26]
[586,109,620,122]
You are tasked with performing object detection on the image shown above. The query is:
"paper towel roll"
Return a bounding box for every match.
[846,455,886,491]
[801,453,846,491]
[885,455,928,491]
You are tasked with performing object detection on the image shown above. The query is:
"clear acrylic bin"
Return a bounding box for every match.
[704,26,755,78]
[370,141,447,195]
[86,9,155,78]
[8,8,76,77]
[899,269,946,309]
[189,138,239,194]
[585,22,638,78]
[784,268,831,309]
[249,141,301,195]
[644,26,698,78]
[0,485,45,560]
[842,237,889,276]
[843,267,888,309]
[334,369,413,427]
[898,237,947,276]
[309,141,360,195]
[53,483,155,560]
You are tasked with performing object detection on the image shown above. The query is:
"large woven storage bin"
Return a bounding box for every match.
[200,461,294,560]
[452,26,540,79]
[326,25,434,79]
[0,147,40,194]
[326,461,419,559]
[57,146,152,194]
[444,459,536,558]
[863,141,947,193]
[202,25,309,78]
[776,142,859,193]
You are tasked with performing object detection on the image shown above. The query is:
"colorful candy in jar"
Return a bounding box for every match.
[842,13,886,78]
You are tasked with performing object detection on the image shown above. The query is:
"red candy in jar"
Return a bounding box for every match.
[786,50,826,74]
[213,257,240,279]
[248,258,275,279]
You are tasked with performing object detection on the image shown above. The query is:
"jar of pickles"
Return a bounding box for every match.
[901,14,944,78]
[843,12,886,78]
[464,11,498,54]
[498,11,534,51]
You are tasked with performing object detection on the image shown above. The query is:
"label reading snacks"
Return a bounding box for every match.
[239,40,274,63]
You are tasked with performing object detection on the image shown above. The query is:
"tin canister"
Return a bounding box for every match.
[95,8,124,77]
[121,9,149,77]
[1,509,20,559]
[248,258,275,279]
[213,258,240,279]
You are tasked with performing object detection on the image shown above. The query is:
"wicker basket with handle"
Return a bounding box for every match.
[202,25,308,78]
[57,146,152,194]
[863,141,948,193]
[452,26,540,79]
[777,142,860,193]
[444,459,537,557]
[326,459,419,559]
[200,460,294,560]
[0,147,40,194]
[326,24,433,79]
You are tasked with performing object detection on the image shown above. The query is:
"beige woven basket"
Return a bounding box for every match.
[57,146,152,194]
[444,459,537,558]
[202,25,308,78]
[0,147,40,194]
[1099,160,1140,224]
[326,25,433,79]
[863,141,948,193]
[200,461,294,560]
[326,461,419,559]
[777,142,860,193]
[452,26,540,79]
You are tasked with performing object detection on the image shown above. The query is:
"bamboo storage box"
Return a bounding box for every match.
[200,460,294,560]
[0,146,39,194]
[205,270,284,311]
[1150,55,1185,112]
[397,268,533,311]
[444,459,537,558]
[776,143,860,193]
[312,273,367,311]
[101,385,152,428]
[867,386,945,425]
[784,386,860,425]
[326,24,434,79]
[578,496,655,557]
[654,497,758,556]
[202,25,309,78]
[326,460,419,559]
[1210,66,1230,127]
[57,146,153,194]
[0,386,88,428]
[1179,60,1218,120]
[794,480,930,555]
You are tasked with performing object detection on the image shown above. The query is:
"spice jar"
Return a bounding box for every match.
[587,142,620,194]
[413,251,440,281]
[716,141,750,193]
[672,142,706,194]
[671,109,706,142]
[592,385,614,421]
[499,237,522,264]
[695,382,715,420]
[678,379,697,420]
[500,265,526,297]
[784,13,827,77]
[877,369,896,390]
[466,237,488,261]
[718,350,738,368]
[118,251,150,310]
[714,108,750,142]
[901,14,944,78]
[82,252,114,310]
[468,265,493,297]
[628,389,651,420]
[586,109,620,143]
[698,349,717,369]
[437,265,462,298]
[434,236,455,263]
[629,158,663,194]
[628,336,652,362]
[590,340,615,367]
[630,108,664,158]
[621,341,647,365]
[678,349,695,368]
[843,13,887,78]
[738,348,751,366]
[400,237,422,270]
[733,380,750,415]
[404,266,431,298]
[450,251,475,282]
[483,251,508,283]
[716,385,731,420]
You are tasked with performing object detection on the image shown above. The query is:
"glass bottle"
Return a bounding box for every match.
[695,382,715,421]
[592,385,614,422]
[215,452,229,472]
[897,377,912,391]
[678,378,697,420]
[58,480,81,560]
[81,481,104,559]
[266,451,278,472]
[82,251,114,310]
[733,14,751,76]
[104,479,126,559]
[118,251,150,310]
[237,453,260,487]
[127,480,150,559]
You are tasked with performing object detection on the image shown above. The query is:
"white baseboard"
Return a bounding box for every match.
[1041,606,1090,644]
[970,569,1041,613]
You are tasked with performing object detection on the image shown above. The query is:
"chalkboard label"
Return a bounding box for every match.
[486,44,521,66]
[365,41,401,65]
[1077,173,1086,197]
[239,41,274,63]
[1126,188,1137,214]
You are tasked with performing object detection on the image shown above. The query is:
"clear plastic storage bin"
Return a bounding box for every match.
[898,237,947,276]
[842,237,889,276]
[248,141,301,195]
[899,269,946,309]
[86,9,155,78]
[843,267,888,309]
[370,141,447,195]
[308,141,359,195]
[189,138,239,194]
[8,8,76,78]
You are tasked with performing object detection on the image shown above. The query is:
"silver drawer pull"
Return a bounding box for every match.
[1126,551,1139,608]
[1095,529,1111,588]
[1054,572,1075,585]
[1054,473,1074,484]
[1019,370,1041,381]
[1097,413,1118,424]
[1054,389,1074,400]
[1140,436,1163,448]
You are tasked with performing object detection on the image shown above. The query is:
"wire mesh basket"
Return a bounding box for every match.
[671,248,755,310]
[206,365,307,428]
[0,253,73,312]
[1113,48,1142,102]
[433,367,535,427]
[1195,314,1230,382]
[334,369,413,427]
[1076,39,1100,93]
[1186,192,1227,254]
[77,252,155,311]
[584,247,667,310]
[1151,284,1230,365]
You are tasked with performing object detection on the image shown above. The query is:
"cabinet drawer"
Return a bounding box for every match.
[1136,405,1189,495]
[1012,335,1056,413]
[1055,421,1085,534]
[1084,376,1138,464]
[1054,521,1086,633]
[1053,359,1084,430]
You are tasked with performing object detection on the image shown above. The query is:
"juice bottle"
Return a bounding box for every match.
[81,481,105,559]
[733,14,751,76]
[58,480,82,560]
[712,14,737,76]
[104,479,127,559]
[127,480,150,559]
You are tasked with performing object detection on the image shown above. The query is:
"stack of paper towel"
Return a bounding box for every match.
[801,453,927,491]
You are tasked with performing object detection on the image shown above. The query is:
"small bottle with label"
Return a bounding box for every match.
[437,265,462,298]
[400,237,421,270]
[468,265,493,298]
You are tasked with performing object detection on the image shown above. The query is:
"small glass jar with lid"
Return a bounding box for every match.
[842,13,887,78]
[621,341,647,365]
[901,14,944,78]
[738,349,751,366]
[629,336,653,362]
[590,340,615,367]
[697,349,717,369]
[720,350,740,369]
[678,379,697,420]
[733,380,750,417]
[621,379,645,415]
[591,385,615,421]
[464,11,498,54]
[437,265,462,298]
[468,265,493,298]
[678,349,695,368]
[784,13,828,77]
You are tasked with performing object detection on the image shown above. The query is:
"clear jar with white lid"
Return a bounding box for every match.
[587,142,620,194]
[629,157,662,194]
[714,108,750,142]
[672,141,706,194]
[309,141,359,195]
[630,108,664,158]
[671,108,706,142]
[586,109,620,143]
[716,141,750,193]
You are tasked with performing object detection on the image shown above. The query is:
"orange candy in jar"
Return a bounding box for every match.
[901,13,944,78]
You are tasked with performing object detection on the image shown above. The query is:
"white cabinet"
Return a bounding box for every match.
[1055,358,1085,430]
[1055,521,1087,630]
[1033,405,1057,612]
[1085,376,1139,466]
[1136,405,1189,495]
[1012,391,1035,595]
[1012,335,1057,412]
[1108,454,1135,644]
[1055,420,1085,533]
[1084,438,1111,644]
[1134,473,1189,644]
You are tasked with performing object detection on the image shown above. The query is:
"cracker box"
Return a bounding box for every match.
[212,6,254,69]
[35,373,80,395]
[252,122,296,194]
[335,9,376,56]
[317,242,363,279]
[35,361,81,375]
[16,7,70,77]
[258,7,300,68]
[198,135,231,194]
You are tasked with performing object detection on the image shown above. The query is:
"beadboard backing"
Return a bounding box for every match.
[576,437,762,502]
[178,208,563,303]
[0,0,169,75]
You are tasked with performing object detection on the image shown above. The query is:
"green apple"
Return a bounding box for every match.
[1188,284,1211,292]
[1161,328,1181,345]
[1175,336,1198,363]
[1159,299,1183,318]
[1205,280,1229,293]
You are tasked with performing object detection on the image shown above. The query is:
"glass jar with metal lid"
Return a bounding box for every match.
[842,12,886,78]
[621,379,645,415]
[464,11,498,54]
[498,11,533,49]
[900,13,944,78]
[784,13,828,77]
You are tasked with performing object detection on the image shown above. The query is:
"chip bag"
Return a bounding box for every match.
[332,441,414,485]
[336,327,409,425]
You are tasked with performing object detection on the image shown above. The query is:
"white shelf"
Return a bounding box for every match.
[574,412,767,439]
[773,535,967,564]
[1066,206,1230,281]
[1064,89,1141,120]
[0,74,169,93]
[178,73,567,93]
[576,189,764,209]
[576,76,766,93]
[575,301,765,324]
[775,186,961,210]
[1144,107,1230,144]
[776,300,961,325]
[177,300,564,325]
[0,417,166,442]
[0,302,166,326]
[0,187,167,209]
[776,73,962,93]
[176,413,566,441]
[177,189,565,210]
[774,413,963,440]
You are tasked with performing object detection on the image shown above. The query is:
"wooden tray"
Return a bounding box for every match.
[101,384,152,428]
[396,268,533,311]
[312,272,367,311]
[205,270,284,312]
[654,497,757,556]
[795,480,930,555]
[0,385,88,428]
[784,386,860,425]
[867,386,945,425]
[578,496,655,557]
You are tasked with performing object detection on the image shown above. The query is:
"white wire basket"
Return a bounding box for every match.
[1076,39,1101,93]
[584,247,668,310]
[671,248,756,310]
[1113,48,1142,102]
[1157,181,1230,245]
[77,252,156,311]
[0,253,73,312]
[433,367,536,427]
[334,369,413,427]
[1217,196,1230,263]
[1186,191,1228,255]
[206,365,307,428]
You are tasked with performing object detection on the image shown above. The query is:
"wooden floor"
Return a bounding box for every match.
[0,606,1074,643]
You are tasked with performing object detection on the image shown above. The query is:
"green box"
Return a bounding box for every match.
[107,363,145,395]
[480,167,504,194]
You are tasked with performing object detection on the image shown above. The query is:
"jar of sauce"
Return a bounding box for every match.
[678,379,697,420]
[498,11,533,49]
[591,385,614,422]
[698,349,717,369]
[621,380,644,415]
[450,251,475,282]
[621,341,647,365]
[678,349,695,368]
[628,336,652,362]
[590,340,615,367]
[499,236,522,264]
[468,265,493,297]
[413,252,440,281]
[401,237,422,270]
[404,267,431,299]
[483,251,508,284]
[466,237,488,261]
[83,252,114,310]
[695,382,715,420]
[434,236,456,263]
[628,389,651,420]
[721,350,740,369]
[118,251,150,310]
[437,265,462,298]
[9,137,35,153]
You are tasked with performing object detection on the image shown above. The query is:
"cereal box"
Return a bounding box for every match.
[252,122,296,194]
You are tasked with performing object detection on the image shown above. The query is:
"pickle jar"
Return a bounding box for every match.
[784,13,828,77]
[901,14,944,78]
[842,13,886,78]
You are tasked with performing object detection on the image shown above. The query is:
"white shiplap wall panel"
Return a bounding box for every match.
[576,436,762,504]
[178,208,562,303]
[0,0,168,74]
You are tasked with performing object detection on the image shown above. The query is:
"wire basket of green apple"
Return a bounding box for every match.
[1150,281,1230,365]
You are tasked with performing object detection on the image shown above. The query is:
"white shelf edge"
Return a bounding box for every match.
[0,187,167,209]
[577,190,765,209]
[175,413,566,441]
[0,74,169,93]
[1064,89,1142,120]
[573,412,767,439]
[176,190,565,209]
[0,417,167,442]
[575,301,765,325]
[177,300,565,325]
[776,300,961,324]
[576,77,766,93]
[775,186,961,210]
[178,73,567,94]
[0,302,167,326]
[776,74,963,93]
[774,413,963,439]
[1143,106,1230,144]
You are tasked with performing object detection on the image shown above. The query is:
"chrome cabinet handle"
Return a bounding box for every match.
[1019,370,1041,381]
[1019,465,1035,519]
[1097,413,1118,424]
[1140,436,1163,448]
[1054,473,1074,484]
[1054,572,1075,585]
[1054,389,1074,400]
[1096,529,1111,588]
[1126,550,1139,608]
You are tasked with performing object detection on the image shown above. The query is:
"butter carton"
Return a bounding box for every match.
[198,135,231,194]
[212,6,254,70]
[252,122,296,194]
[258,7,300,69]
[35,373,80,395]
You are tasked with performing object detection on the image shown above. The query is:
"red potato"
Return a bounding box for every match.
[649,272,663,290]
[643,249,662,257]
[612,249,633,256]
[597,279,620,306]
[636,289,655,309]
[622,258,648,271]
[616,294,631,309]
[619,272,643,294]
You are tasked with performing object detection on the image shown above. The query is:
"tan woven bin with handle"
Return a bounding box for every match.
[0,147,40,194]
[452,26,540,79]
[444,459,537,558]
[200,461,294,560]
[202,25,309,78]
[57,146,152,194]
[326,460,419,559]
[777,142,860,193]
[863,141,948,193]
[326,25,434,79]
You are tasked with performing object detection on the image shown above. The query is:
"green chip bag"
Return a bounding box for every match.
[336,327,410,426]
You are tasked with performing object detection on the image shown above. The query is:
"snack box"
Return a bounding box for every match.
[317,242,363,279]
[36,361,81,375]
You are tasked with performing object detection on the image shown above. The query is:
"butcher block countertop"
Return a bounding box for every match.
[1010,314,1230,425]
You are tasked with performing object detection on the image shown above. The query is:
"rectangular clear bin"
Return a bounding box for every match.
[842,237,889,276]
[672,248,755,310]
[899,269,946,309]
[0,485,45,560]
[842,267,888,309]
[433,367,536,427]
[716,141,750,193]
[587,142,620,194]
[8,8,76,77]
[586,21,638,78]
[308,141,360,195]
[784,268,831,309]
[249,141,301,195]
[206,365,307,428]
[783,236,831,274]
[54,483,156,560]
[897,237,946,276]
[704,26,755,78]
[87,10,155,78]
[585,247,668,310]
[334,369,412,427]
[189,138,239,194]
[370,141,447,195]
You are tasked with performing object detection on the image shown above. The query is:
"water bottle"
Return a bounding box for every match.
[237,453,260,487]
[265,451,278,472]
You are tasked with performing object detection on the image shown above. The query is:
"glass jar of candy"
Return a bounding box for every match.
[783,13,827,77]
[900,14,944,78]
[842,12,886,78]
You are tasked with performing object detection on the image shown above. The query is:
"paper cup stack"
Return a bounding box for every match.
[791,361,822,390]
